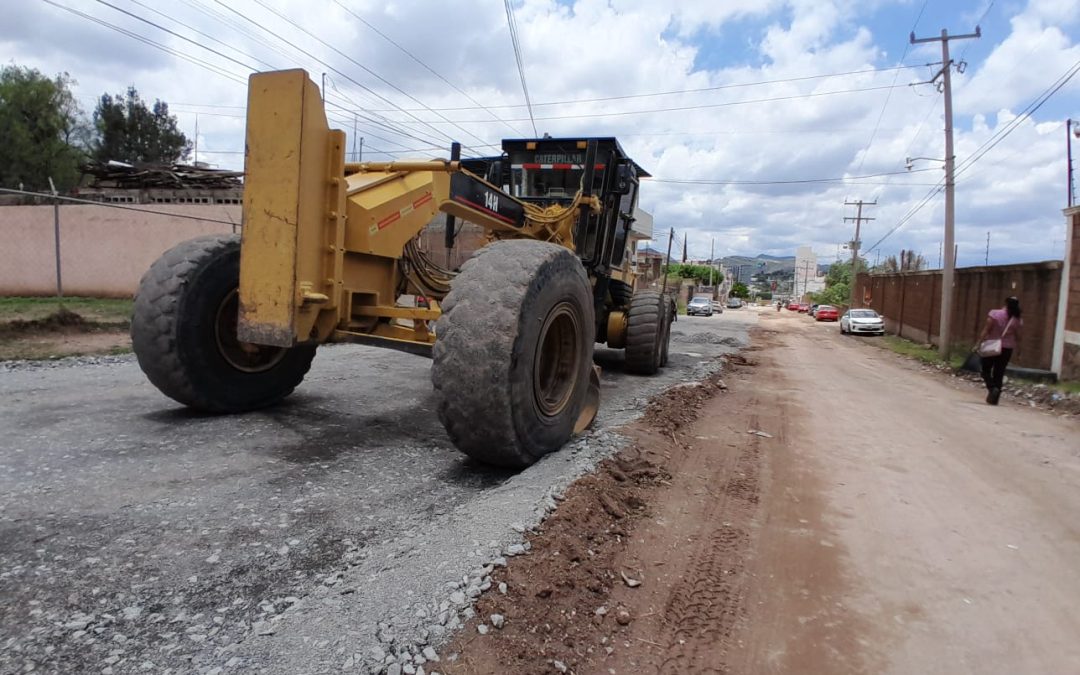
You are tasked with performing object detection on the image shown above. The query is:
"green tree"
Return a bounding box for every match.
[730,282,750,299]
[811,258,867,306]
[663,263,723,285]
[93,87,190,164]
[880,250,929,272]
[0,65,86,191]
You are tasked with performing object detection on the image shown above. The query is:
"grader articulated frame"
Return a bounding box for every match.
[131,69,673,468]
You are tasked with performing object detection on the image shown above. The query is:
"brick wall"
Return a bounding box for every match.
[857,261,1063,370]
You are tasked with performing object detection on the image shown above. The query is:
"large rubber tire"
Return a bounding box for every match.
[131,234,316,413]
[624,291,665,375]
[659,296,673,367]
[609,279,634,309]
[432,240,596,468]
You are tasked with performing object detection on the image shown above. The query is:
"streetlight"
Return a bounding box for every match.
[905,156,946,171]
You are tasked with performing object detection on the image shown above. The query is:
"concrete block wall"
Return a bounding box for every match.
[858,261,1063,371]
[0,204,239,297]
[1054,207,1080,379]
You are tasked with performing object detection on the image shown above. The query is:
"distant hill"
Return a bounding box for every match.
[717,255,796,274]
[717,254,828,276]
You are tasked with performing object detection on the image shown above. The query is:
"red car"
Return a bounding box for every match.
[797,303,810,313]
[815,305,839,321]
[787,301,800,311]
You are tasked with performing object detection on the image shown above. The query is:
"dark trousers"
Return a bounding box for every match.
[981,348,1013,390]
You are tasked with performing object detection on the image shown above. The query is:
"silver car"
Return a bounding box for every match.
[687,297,713,316]
[841,309,885,335]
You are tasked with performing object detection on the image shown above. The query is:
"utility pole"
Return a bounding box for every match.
[911,25,980,357]
[1069,119,1075,207]
[985,231,990,266]
[352,114,358,162]
[661,228,675,295]
[48,177,62,298]
[709,238,715,288]
[844,200,875,309]
[193,113,199,166]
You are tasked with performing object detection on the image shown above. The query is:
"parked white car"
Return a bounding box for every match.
[687,297,713,316]
[840,308,885,335]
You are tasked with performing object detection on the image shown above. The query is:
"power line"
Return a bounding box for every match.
[650,168,938,186]
[245,0,491,148]
[868,54,1080,253]
[212,1,461,150]
[41,0,248,85]
[163,0,465,151]
[332,0,527,138]
[355,64,924,113]
[503,0,537,136]
[54,0,451,155]
[91,0,260,72]
[381,83,908,124]
[852,0,928,178]
[954,57,1080,179]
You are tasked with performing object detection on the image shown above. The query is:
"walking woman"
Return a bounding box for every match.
[976,296,1022,405]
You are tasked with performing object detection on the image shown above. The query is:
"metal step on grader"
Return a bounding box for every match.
[131,69,674,468]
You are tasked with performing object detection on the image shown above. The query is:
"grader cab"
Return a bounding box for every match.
[131,69,673,468]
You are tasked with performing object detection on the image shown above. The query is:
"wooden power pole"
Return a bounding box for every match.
[911,26,980,357]
[844,200,875,309]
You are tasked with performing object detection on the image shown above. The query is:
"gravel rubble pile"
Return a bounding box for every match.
[0,352,135,372]
[0,315,753,674]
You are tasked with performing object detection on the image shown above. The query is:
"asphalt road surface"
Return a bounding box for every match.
[0,311,754,675]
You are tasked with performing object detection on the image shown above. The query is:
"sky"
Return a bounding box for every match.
[4,0,1079,266]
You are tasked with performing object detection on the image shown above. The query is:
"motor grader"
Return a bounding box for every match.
[131,69,673,468]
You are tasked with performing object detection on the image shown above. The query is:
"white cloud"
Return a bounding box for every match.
[2,0,1076,264]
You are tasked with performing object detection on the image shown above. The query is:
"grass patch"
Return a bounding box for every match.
[0,296,133,324]
[878,335,966,369]
[1012,376,1080,395]
[1054,380,1080,394]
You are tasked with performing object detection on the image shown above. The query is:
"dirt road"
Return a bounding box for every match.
[447,308,1080,674]
[735,311,1080,674]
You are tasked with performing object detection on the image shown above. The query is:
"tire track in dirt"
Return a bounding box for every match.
[440,348,774,675]
[654,416,762,674]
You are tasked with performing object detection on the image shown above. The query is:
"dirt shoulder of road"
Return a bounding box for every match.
[0,300,131,360]
[848,332,1080,417]
[439,332,863,675]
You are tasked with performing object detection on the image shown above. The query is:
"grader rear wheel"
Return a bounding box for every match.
[609,279,634,308]
[432,240,596,468]
[131,234,316,412]
[624,291,666,375]
[659,295,673,367]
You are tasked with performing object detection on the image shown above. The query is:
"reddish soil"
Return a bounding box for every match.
[441,346,784,675]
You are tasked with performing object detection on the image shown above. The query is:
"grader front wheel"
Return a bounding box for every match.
[432,240,596,468]
[131,234,316,412]
[624,291,668,375]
